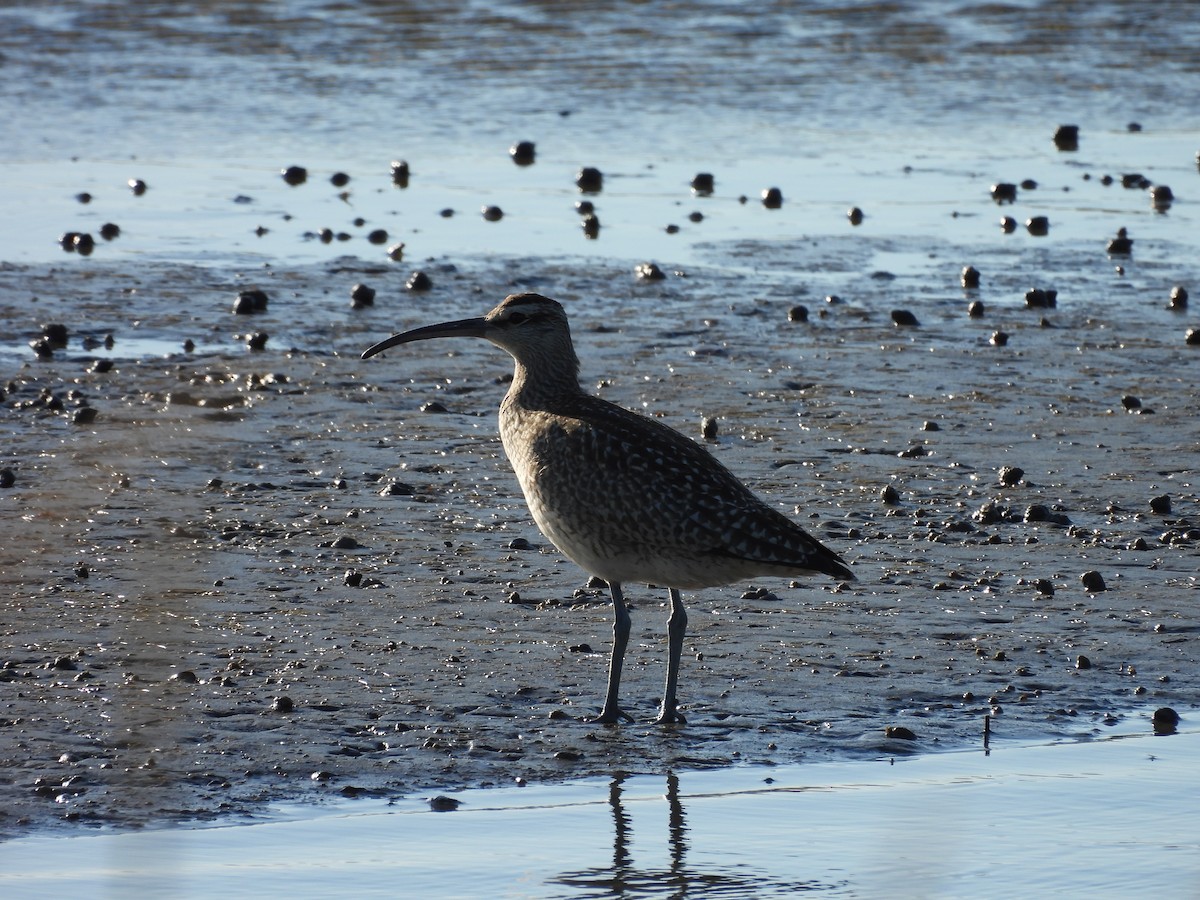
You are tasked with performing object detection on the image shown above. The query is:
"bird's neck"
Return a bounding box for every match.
[505,352,583,411]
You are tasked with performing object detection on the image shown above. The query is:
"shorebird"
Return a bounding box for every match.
[362,293,853,724]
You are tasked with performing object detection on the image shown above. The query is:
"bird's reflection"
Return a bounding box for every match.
[550,771,840,898]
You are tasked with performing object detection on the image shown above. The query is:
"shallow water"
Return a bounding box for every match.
[1,729,1197,898]
[2,0,1199,846]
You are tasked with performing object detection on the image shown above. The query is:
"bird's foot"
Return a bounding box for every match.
[654,708,687,726]
[589,706,634,725]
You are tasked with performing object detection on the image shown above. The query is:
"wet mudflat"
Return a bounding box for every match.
[1,0,1198,851]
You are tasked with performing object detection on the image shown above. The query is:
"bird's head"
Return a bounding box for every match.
[361,293,580,380]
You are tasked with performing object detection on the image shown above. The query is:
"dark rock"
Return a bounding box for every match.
[343,570,363,587]
[367,229,388,244]
[510,141,536,166]
[481,205,503,222]
[390,160,410,187]
[961,266,981,289]
[701,416,718,440]
[1152,707,1180,734]
[989,331,1008,346]
[272,695,295,713]
[1024,288,1057,309]
[635,262,666,281]
[1000,216,1017,233]
[998,466,1024,486]
[1080,570,1106,592]
[99,222,120,240]
[1149,494,1171,514]
[72,407,98,425]
[350,283,376,308]
[761,187,783,208]
[885,726,917,741]
[1168,286,1188,310]
[330,172,350,187]
[128,178,147,195]
[0,469,14,489]
[847,206,864,225]
[387,242,406,261]
[991,183,1018,204]
[891,309,919,327]
[968,300,985,318]
[1076,655,1092,670]
[1120,395,1141,411]
[1025,216,1050,236]
[574,200,595,215]
[690,172,715,195]
[787,305,808,322]
[881,484,900,506]
[281,165,308,186]
[246,332,269,350]
[406,271,432,291]
[1035,578,1054,595]
[233,289,269,314]
[1106,227,1133,255]
[1053,125,1079,150]
[575,167,603,193]
[581,213,600,238]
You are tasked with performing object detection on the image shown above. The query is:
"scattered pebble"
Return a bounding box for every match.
[635,262,666,281]
[406,271,432,291]
[350,283,375,308]
[1106,227,1133,255]
[233,289,269,315]
[1152,707,1180,734]
[575,167,603,193]
[998,466,1024,486]
[991,183,1017,204]
[1024,288,1057,309]
[1053,124,1079,150]
[1149,494,1171,514]
[281,165,307,186]
[510,141,536,166]
[1025,216,1050,236]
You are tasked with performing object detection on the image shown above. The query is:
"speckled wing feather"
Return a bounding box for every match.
[501,391,853,587]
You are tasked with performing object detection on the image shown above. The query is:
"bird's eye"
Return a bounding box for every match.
[507,312,528,325]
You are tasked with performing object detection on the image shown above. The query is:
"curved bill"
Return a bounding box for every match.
[361,316,488,359]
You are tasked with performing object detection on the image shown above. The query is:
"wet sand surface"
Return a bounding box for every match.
[2,0,1199,841]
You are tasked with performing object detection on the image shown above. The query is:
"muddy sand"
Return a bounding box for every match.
[2,240,1196,837]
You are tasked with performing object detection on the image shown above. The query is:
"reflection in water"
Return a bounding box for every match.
[550,772,843,898]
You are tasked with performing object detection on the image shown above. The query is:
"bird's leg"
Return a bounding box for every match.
[592,582,633,724]
[655,588,688,724]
